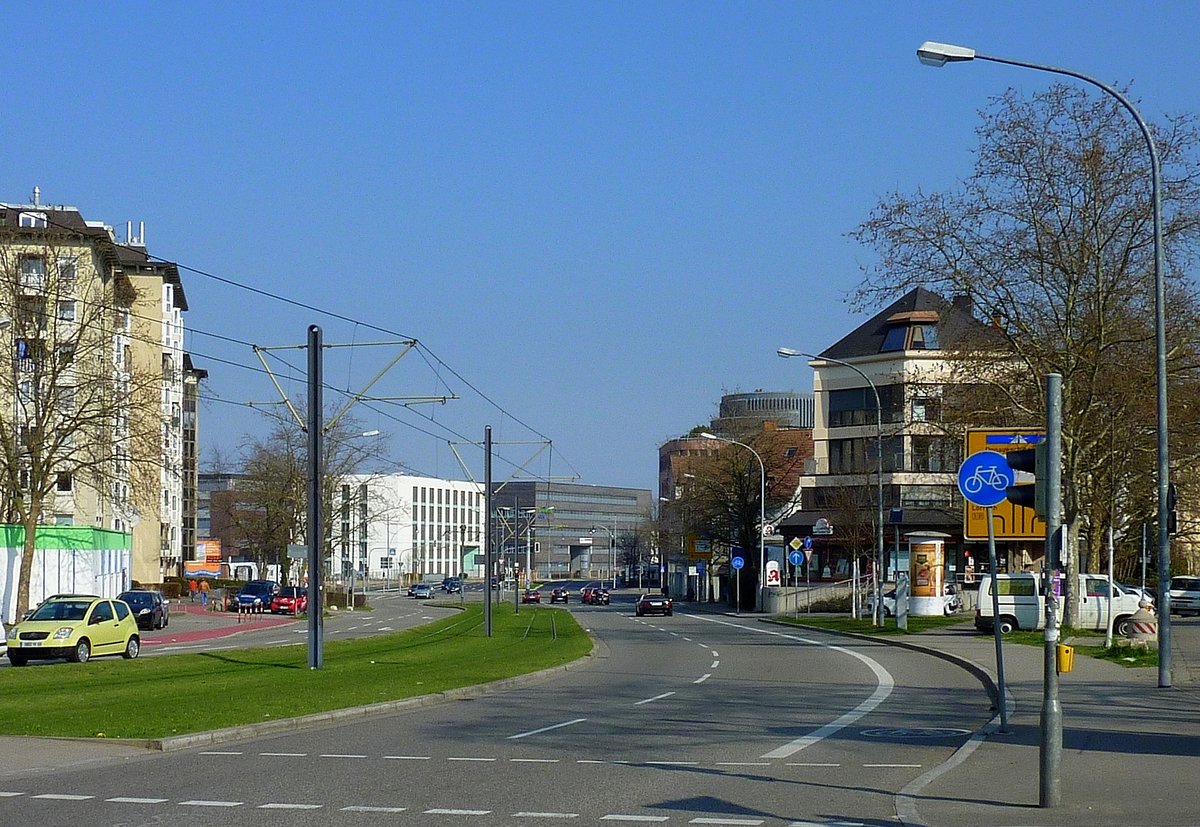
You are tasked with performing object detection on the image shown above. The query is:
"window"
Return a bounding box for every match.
[829,384,903,426]
[19,256,45,288]
[57,301,75,322]
[56,473,73,493]
[18,211,47,228]
[880,323,941,353]
[784,447,798,458]
[911,395,941,423]
[911,436,958,473]
[90,601,114,623]
[880,326,908,352]
[58,257,77,287]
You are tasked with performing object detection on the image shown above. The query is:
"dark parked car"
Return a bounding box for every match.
[521,589,542,604]
[549,588,570,604]
[230,579,278,612]
[635,594,673,617]
[442,578,463,594]
[270,586,308,615]
[590,588,611,606]
[117,590,169,630]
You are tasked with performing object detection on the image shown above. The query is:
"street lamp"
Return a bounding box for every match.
[777,347,885,627]
[914,40,1171,687]
[700,432,767,612]
[592,524,617,589]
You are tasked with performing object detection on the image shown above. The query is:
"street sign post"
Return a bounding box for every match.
[964,429,1046,540]
[731,555,744,615]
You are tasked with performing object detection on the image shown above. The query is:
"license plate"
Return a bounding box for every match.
[21,641,41,648]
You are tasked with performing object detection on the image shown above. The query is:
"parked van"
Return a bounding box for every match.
[976,573,1145,635]
[1168,576,1200,616]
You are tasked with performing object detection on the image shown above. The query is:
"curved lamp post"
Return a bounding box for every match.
[778,347,885,627]
[700,432,767,612]
[915,39,1170,689]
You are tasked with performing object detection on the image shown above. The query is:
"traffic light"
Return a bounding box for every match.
[1005,444,1048,518]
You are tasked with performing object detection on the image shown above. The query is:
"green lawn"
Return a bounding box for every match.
[776,613,970,635]
[0,604,591,740]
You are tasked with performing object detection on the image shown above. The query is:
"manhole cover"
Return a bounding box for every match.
[861,727,971,739]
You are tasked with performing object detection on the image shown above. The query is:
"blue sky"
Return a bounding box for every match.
[4,2,1196,493]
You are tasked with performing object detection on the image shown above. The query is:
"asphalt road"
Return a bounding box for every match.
[0,591,990,825]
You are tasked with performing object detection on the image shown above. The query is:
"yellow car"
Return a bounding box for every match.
[6,596,141,666]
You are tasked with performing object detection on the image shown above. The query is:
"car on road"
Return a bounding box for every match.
[521,589,542,604]
[635,594,673,616]
[549,588,570,604]
[580,586,600,604]
[1169,576,1200,616]
[117,590,169,630]
[6,596,141,665]
[442,578,463,594]
[412,583,434,599]
[1118,582,1155,607]
[867,584,962,617]
[270,586,308,615]
[590,588,611,606]
[230,579,279,612]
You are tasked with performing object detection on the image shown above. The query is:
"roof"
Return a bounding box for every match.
[820,287,991,361]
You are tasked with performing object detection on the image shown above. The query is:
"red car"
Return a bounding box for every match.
[521,589,542,604]
[635,594,673,617]
[580,587,596,604]
[270,586,308,615]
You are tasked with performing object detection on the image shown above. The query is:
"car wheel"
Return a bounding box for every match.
[998,616,1017,635]
[154,615,164,630]
[1114,616,1133,637]
[122,636,140,660]
[70,639,91,663]
[163,613,169,628]
[8,652,27,667]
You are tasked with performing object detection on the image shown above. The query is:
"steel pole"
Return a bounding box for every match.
[484,426,493,637]
[1041,373,1064,808]
[306,325,324,669]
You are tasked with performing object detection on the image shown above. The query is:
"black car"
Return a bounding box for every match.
[230,579,279,612]
[117,590,169,630]
[635,594,673,616]
[442,578,463,594]
[591,588,611,606]
[549,588,570,604]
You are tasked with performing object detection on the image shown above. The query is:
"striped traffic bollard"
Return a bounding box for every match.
[1124,602,1159,648]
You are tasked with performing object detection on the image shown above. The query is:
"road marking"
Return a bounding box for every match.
[690,617,897,760]
[384,755,431,760]
[342,806,407,813]
[694,673,711,684]
[689,819,764,825]
[715,762,771,766]
[789,822,866,827]
[711,651,719,657]
[513,812,579,818]
[448,757,496,762]
[427,808,491,815]
[511,758,560,763]
[181,800,243,807]
[785,762,840,767]
[645,760,699,766]
[320,753,367,759]
[200,751,242,755]
[682,637,692,642]
[669,632,679,636]
[711,660,720,668]
[864,763,922,768]
[260,752,306,757]
[634,691,676,706]
[601,817,670,823]
[33,794,93,800]
[107,797,169,803]
[0,792,23,797]
[509,717,587,740]
[260,803,323,809]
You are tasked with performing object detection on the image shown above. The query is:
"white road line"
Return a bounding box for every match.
[789,822,866,827]
[448,757,496,762]
[511,758,560,763]
[711,650,719,657]
[513,812,579,818]
[260,752,306,757]
[0,792,23,797]
[107,797,168,803]
[711,660,720,668]
[260,803,323,809]
[682,637,692,642]
[427,808,491,815]
[689,819,763,825]
[509,717,587,740]
[181,800,243,807]
[645,760,699,766]
[864,763,921,768]
[200,751,242,755]
[33,794,92,800]
[601,816,670,823]
[693,673,711,684]
[669,632,679,637]
[384,755,431,760]
[634,691,676,706]
[320,753,367,759]
[342,805,407,813]
[715,762,771,766]
[690,617,896,761]
[786,762,840,767]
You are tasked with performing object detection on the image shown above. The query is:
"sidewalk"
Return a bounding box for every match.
[140,600,298,647]
[771,613,1200,826]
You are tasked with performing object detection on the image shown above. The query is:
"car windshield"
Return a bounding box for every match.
[1171,578,1200,591]
[29,600,92,622]
[119,592,153,607]
[280,588,304,597]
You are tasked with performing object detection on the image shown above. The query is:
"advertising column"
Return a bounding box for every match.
[909,537,946,616]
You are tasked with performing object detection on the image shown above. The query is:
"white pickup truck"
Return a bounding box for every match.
[975,572,1147,635]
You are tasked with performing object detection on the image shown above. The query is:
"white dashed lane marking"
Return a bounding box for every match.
[427,808,491,815]
[107,797,168,803]
[509,717,587,740]
[33,794,92,800]
[181,800,242,807]
[693,673,711,684]
[634,692,676,706]
[601,817,670,823]
[260,803,322,809]
[342,806,407,813]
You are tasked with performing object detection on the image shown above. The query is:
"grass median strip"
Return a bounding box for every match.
[0,604,590,740]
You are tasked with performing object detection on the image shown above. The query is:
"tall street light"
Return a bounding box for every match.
[915,41,1172,688]
[778,347,885,627]
[700,432,767,612]
[592,524,617,589]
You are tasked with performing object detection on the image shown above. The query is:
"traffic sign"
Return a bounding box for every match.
[803,536,812,550]
[731,556,745,570]
[789,536,803,551]
[957,450,1014,508]
[963,429,1047,540]
[788,550,804,566]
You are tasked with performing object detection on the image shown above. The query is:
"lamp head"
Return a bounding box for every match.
[699,432,718,440]
[917,41,976,67]
[776,347,804,358]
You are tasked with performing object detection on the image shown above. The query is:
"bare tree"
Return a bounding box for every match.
[851,83,1200,623]
[0,237,162,619]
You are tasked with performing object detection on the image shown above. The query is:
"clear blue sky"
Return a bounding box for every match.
[4,2,1196,493]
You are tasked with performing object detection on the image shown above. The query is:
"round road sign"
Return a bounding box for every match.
[957,450,1015,508]
[731,556,745,570]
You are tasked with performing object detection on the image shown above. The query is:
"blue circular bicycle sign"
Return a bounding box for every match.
[731,556,745,570]
[957,450,1015,508]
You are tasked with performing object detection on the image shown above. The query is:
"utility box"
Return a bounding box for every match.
[1056,643,1075,674]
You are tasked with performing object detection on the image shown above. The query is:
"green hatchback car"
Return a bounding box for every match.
[6,596,141,666]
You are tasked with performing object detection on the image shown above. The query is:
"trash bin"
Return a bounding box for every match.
[1056,643,1075,674]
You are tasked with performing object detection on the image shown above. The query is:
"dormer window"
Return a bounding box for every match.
[880,310,941,352]
[18,212,47,228]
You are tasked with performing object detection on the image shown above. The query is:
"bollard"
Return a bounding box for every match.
[1124,602,1159,648]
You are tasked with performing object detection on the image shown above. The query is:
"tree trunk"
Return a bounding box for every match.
[14,500,42,620]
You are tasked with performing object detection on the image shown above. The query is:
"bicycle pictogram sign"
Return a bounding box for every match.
[957,450,1014,508]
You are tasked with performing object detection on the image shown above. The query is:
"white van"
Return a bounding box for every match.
[976,573,1145,634]
[1168,576,1200,616]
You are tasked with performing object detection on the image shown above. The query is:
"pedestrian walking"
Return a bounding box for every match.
[199,579,210,607]
[188,578,198,602]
